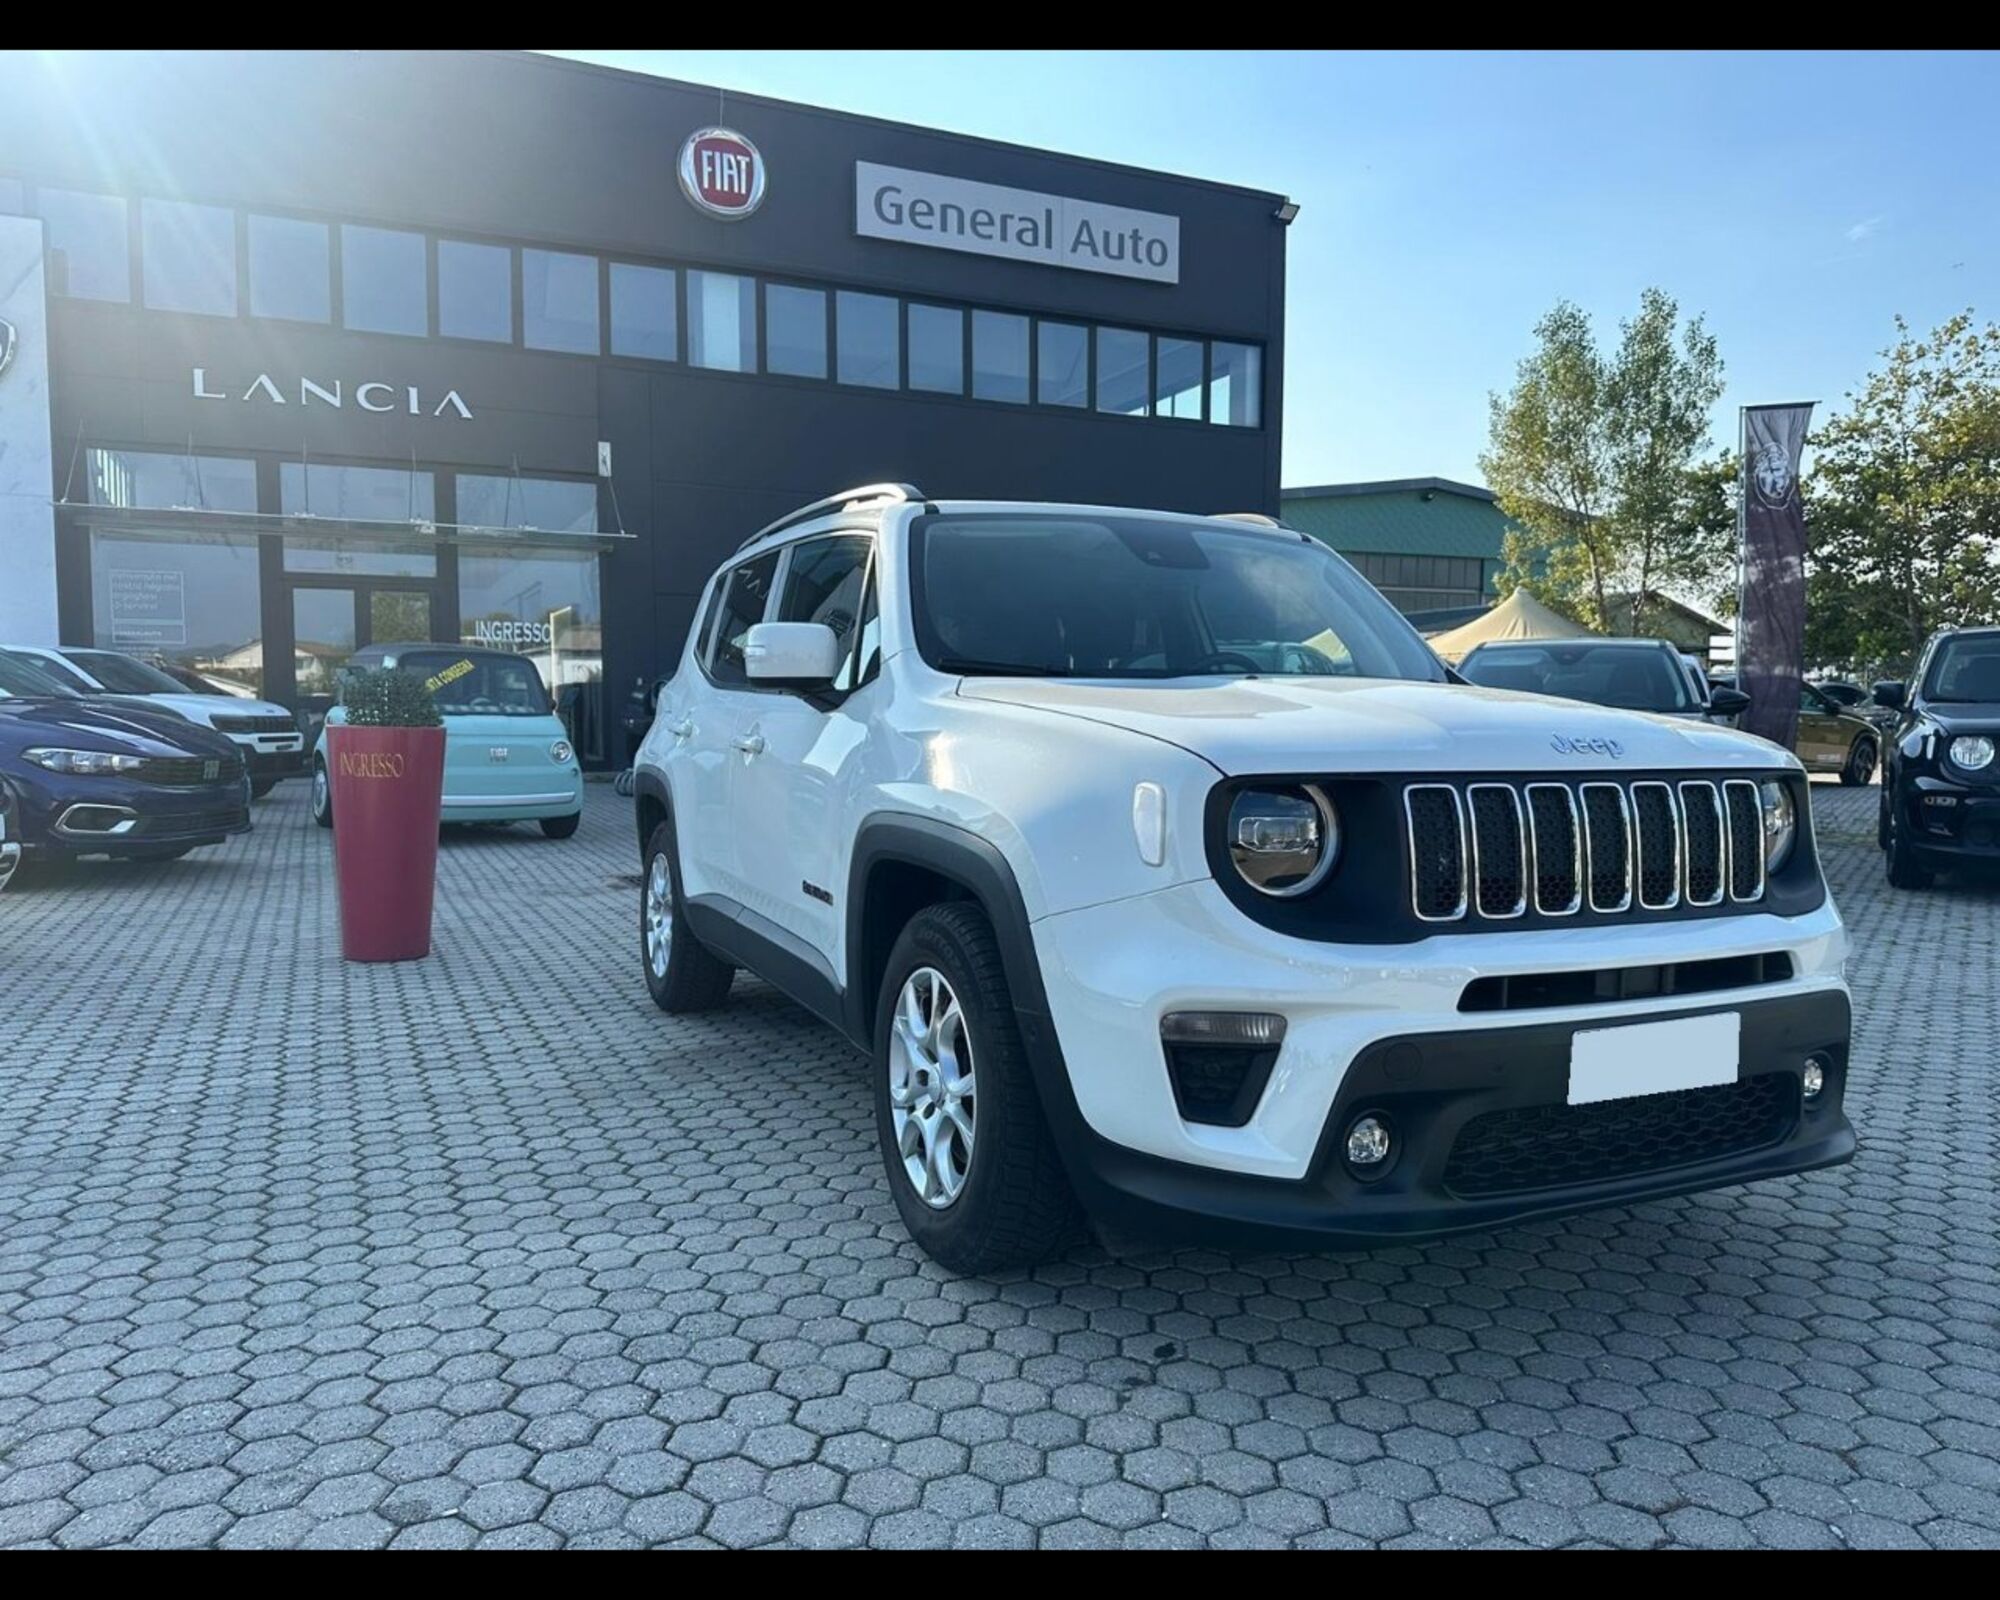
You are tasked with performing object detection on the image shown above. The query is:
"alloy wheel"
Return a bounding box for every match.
[888,966,977,1209]
[644,853,674,979]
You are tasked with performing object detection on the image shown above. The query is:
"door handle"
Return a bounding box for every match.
[669,717,694,740]
[733,734,766,756]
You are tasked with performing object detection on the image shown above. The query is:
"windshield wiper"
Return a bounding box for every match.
[934,657,1071,678]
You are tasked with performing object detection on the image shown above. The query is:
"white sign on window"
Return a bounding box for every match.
[854,162,1180,284]
[106,567,187,646]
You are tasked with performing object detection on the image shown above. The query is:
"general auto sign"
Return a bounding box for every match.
[680,128,766,220]
[855,162,1180,284]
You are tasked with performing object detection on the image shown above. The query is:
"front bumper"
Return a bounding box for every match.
[1023,876,1853,1247]
[12,771,252,857]
[1899,776,2000,865]
[1039,991,1852,1251]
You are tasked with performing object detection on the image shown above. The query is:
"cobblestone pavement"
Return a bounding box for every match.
[0,779,1995,1550]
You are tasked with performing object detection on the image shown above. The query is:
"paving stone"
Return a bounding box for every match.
[0,784,1989,1549]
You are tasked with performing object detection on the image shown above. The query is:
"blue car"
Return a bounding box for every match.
[0,651,252,868]
[311,644,584,837]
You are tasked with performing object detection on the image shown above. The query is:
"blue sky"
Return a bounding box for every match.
[554,50,1999,489]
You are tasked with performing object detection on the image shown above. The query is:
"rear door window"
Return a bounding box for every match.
[777,534,877,691]
[707,551,781,687]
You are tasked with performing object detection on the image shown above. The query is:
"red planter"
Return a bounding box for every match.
[327,724,446,962]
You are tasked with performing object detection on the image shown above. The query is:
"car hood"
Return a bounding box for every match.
[957,676,1797,777]
[0,697,238,758]
[1919,701,2000,735]
[126,691,293,724]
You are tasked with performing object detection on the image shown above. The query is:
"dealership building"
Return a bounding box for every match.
[0,50,1288,764]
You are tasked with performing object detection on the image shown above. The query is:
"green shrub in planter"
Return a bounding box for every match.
[341,667,442,728]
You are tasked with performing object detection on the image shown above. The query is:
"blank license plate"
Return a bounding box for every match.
[1568,1012,1740,1106]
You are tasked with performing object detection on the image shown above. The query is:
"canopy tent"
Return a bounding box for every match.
[1424,588,1594,663]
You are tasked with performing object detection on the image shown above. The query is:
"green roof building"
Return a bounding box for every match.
[1280,477,1516,619]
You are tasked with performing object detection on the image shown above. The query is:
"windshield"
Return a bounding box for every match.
[8,650,97,694]
[1924,633,2000,703]
[1459,642,1697,712]
[0,651,83,699]
[393,651,551,716]
[66,649,187,695]
[909,514,1444,681]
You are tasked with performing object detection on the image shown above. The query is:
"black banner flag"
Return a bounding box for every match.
[1737,403,1814,751]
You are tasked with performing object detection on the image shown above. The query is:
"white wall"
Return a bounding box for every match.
[0,215,58,646]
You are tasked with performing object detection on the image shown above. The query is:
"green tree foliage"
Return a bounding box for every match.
[340,667,442,728]
[1483,290,1726,633]
[1806,312,2000,673]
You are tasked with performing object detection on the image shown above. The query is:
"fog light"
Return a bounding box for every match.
[1802,1059,1826,1100]
[1345,1114,1392,1169]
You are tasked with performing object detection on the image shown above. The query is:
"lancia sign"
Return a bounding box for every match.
[679,128,765,220]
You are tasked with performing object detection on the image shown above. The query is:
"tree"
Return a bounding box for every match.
[1482,291,1727,634]
[1807,312,2000,672]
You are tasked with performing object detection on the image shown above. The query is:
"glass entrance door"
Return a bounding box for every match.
[282,582,440,732]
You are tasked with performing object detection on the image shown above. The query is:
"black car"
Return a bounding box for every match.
[0,653,252,869]
[1874,625,2000,888]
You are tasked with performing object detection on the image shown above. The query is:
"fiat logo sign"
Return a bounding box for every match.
[679,127,765,220]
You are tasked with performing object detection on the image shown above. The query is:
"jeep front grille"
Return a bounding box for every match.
[1406,776,1768,925]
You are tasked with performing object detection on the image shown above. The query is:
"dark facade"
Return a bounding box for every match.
[0,50,1288,764]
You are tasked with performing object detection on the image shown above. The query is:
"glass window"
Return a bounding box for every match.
[1209,341,1262,427]
[247,214,329,322]
[910,514,1444,684]
[972,310,1029,404]
[341,224,427,336]
[609,262,676,360]
[523,248,598,354]
[836,291,900,389]
[89,529,266,695]
[62,649,189,695]
[458,546,604,757]
[1458,642,1695,713]
[688,270,757,372]
[292,590,353,703]
[765,283,827,379]
[141,199,236,316]
[1155,336,1203,420]
[280,463,436,524]
[86,448,257,512]
[707,551,780,687]
[284,543,436,577]
[1037,321,1088,408]
[395,649,552,717]
[438,240,512,342]
[455,474,598,534]
[1095,326,1149,416]
[37,188,129,302]
[907,304,963,396]
[780,535,878,692]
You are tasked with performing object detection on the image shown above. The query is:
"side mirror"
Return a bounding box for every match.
[1707,686,1752,717]
[744,622,842,687]
[1871,680,1905,709]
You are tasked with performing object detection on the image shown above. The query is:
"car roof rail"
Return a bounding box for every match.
[1211,511,1282,526]
[739,483,929,551]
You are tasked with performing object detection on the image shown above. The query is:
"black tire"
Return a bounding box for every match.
[873,902,1081,1274]
[1886,799,1933,890]
[540,811,581,840]
[640,819,733,1012]
[250,777,279,800]
[1840,737,1877,787]
[310,757,333,828]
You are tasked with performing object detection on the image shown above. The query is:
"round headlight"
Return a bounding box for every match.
[1760,779,1797,873]
[1227,784,1338,898]
[1950,734,1996,772]
[550,739,574,765]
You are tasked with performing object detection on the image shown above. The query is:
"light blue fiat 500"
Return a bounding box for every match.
[311,643,585,838]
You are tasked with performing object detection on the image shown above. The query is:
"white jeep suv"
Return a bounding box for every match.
[632,485,1854,1273]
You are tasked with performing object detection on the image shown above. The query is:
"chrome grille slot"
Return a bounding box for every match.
[1580,782,1633,913]
[1467,784,1527,919]
[1724,780,1765,901]
[1405,785,1468,923]
[1679,781,1726,907]
[1630,782,1681,910]
[1525,783,1582,916]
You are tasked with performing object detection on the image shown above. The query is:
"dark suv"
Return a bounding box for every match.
[1874,625,2000,888]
